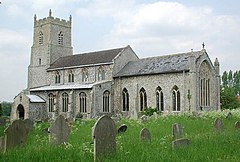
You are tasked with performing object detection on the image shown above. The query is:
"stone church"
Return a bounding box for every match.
[11,11,220,121]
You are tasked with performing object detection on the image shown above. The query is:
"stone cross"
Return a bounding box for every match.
[172,138,190,148]
[4,120,29,151]
[214,118,223,131]
[92,115,116,161]
[49,115,70,145]
[234,121,240,129]
[140,128,151,143]
[172,123,183,139]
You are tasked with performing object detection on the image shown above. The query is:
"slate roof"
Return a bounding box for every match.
[48,46,126,70]
[26,95,45,103]
[114,50,203,78]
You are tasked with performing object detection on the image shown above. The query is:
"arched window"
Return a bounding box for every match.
[48,93,54,112]
[68,71,74,83]
[55,71,60,84]
[62,93,69,112]
[79,92,87,113]
[199,61,211,107]
[122,88,129,111]
[156,86,164,111]
[98,68,106,81]
[39,31,43,45]
[103,90,110,112]
[172,86,180,111]
[82,69,89,82]
[58,31,63,45]
[140,87,147,111]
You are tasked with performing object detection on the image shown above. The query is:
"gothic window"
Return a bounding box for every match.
[39,31,43,45]
[62,92,69,112]
[55,71,61,84]
[139,87,147,111]
[48,93,54,112]
[172,86,180,111]
[98,68,105,81]
[156,86,164,111]
[58,31,63,45]
[199,61,211,107]
[122,88,129,111]
[103,90,110,112]
[82,69,89,82]
[79,92,87,113]
[68,71,74,83]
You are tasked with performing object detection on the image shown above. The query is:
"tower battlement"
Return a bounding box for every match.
[34,9,71,28]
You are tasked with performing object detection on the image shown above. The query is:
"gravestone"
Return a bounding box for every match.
[172,123,183,139]
[92,115,116,161]
[23,119,34,134]
[118,124,127,134]
[226,112,232,119]
[141,115,148,122]
[192,111,200,118]
[172,138,190,148]
[140,128,151,143]
[5,120,29,151]
[234,121,240,129]
[49,115,70,145]
[0,118,6,126]
[153,112,158,119]
[214,118,223,131]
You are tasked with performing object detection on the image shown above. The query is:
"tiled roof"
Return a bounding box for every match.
[48,46,126,70]
[114,50,203,77]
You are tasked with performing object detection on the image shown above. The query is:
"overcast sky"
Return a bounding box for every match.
[0,0,240,102]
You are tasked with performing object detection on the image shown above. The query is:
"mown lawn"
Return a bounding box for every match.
[0,110,240,162]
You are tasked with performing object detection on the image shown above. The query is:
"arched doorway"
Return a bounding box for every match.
[17,104,25,119]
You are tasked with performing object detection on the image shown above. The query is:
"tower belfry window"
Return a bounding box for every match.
[39,31,43,45]
[58,31,63,45]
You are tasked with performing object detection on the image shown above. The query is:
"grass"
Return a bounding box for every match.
[0,110,240,162]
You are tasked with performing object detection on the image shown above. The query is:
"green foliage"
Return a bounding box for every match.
[0,103,3,117]
[141,107,159,116]
[220,86,240,109]
[1,101,12,116]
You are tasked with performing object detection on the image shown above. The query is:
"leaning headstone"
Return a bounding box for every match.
[0,118,6,126]
[226,112,232,120]
[140,128,151,143]
[172,123,183,139]
[49,115,70,145]
[118,124,127,134]
[214,118,223,131]
[92,115,116,161]
[141,115,148,122]
[23,119,34,134]
[172,138,190,148]
[5,120,28,151]
[234,121,240,129]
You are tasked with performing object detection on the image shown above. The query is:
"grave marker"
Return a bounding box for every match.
[140,128,151,143]
[234,121,240,129]
[226,112,232,119]
[49,115,70,145]
[172,138,190,148]
[92,115,116,161]
[118,124,127,134]
[141,115,148,122]
[214,118,223,131]
[172,123,183,139]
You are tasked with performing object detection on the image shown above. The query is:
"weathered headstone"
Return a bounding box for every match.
[92,115,116,161]
[153,112,158,119]
[49,115,70,145]
[5,120,28,151]
[214,118,223,131]
[234,121,240,129]
[192,111,200,118]
[23,119,34,134]
[118,124,127,134]
[226,112,232,120]
[140,128,151,143]
[172,138,190,148]
[172,123,183,139]
[141,115,148,122]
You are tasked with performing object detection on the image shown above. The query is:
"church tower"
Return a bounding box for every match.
[28,10,73,89]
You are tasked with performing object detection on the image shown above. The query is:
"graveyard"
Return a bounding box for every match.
[0,109,240,161]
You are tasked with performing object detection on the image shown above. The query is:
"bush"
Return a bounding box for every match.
[141,107,160,116]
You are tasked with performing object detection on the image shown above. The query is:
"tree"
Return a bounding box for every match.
[1,102,11,116]
[222,71,228,87]
[0,102,3,117]
[220,86,240,109]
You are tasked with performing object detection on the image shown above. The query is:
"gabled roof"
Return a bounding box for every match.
[48,46,127,70]
[114,50,203,78]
